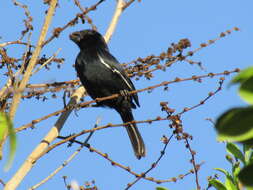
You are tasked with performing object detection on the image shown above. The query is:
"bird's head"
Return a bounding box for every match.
[69,29,108,50]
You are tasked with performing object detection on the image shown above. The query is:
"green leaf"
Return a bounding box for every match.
[230,67,253,104]
[156,187,169,190]
[0,112,17,171]
[225,176,238,190]
[215,168,238,190]
[239,78,253,104]
[232,162,241,185]
[226,143,245,165]
[232,162,241,177]
[215,168,230,176]
[231,67,253,85]
[208,179,227,190]
[0,113,8,141]
[243,144,253,164]
[249,151,253,164]
[238,163,253,187]
[215,107,253,142]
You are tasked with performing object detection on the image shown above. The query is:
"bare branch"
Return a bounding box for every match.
[15,69,238,133]
[0,40,33,48]
[4,0,58,189]
[42,0,105,47]
[185,139,201,190]
[5,88,84,190]
[8,0,57,121]
[72,0,97,30]
[68,141,193,184]
[122,0,136,10]
[12,0,33,40]
[0,33,32,159]
[125,134,173,189]
[29,119,100,190]
[104,0,125,42]
[32,48,61,75]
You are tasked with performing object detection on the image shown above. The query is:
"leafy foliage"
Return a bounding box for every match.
[208,143,253,189]
[215,107,253,143]
[156,187,170,190]
[0,112,16,171]
[214,67,253,188]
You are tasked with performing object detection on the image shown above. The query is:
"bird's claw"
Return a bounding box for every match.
[120,90,130,101]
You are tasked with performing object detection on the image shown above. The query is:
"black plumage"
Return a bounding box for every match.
[69,29,146,159]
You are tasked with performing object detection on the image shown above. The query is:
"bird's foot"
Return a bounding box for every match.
[120,90,130,101]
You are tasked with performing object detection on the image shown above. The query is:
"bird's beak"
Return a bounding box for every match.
[69,32,81,43]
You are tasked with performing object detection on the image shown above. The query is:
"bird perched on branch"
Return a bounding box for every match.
[69,29,146,159]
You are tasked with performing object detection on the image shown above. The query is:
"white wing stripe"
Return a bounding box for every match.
[98,55,133,90]
[98,55,112,70]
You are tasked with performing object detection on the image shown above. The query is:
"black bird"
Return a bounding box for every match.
[69,29,146,159]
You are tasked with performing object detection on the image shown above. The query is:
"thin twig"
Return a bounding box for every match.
[8,0,57,121]
[72,0,97,30]
[15,68,239,133]
[18,32,32,77]
[32,48,61,75]
[5,87,84,190]
[185,139,201,190]
[24,79,223,186]
[4,1,59,189]
[34,78,226,164]
[0,33,32,158]
[12,0,33,40]
[125,134,174,189]
[0,40,33,48]
[26,79,79,89]
[122,0,135,10]
[52,136,193,185]
[0,33,32,102]
[42,0,105,47]
[124,27,239,77]
[82,142,193,184]
[178,78,225,115]
[29,118,101,190]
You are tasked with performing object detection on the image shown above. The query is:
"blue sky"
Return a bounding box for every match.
[1,0,253,189]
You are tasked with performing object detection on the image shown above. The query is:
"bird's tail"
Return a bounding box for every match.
[118,109,146,159]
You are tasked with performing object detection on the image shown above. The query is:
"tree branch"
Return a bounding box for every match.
[104,0,126,42]
[4,0,58,189]
[29,118,100,190]
[8,0,57,121]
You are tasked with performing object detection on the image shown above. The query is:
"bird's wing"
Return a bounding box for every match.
[98,50,140,107]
